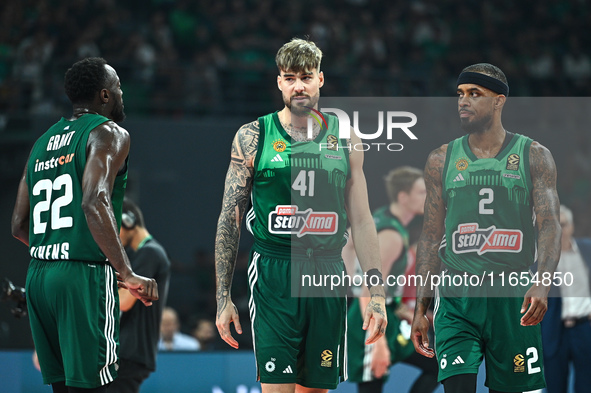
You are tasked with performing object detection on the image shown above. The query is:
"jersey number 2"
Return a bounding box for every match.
[292,170,315,197]
[526,347,541,374]
[32,174,74,234]
[479,188,494,215]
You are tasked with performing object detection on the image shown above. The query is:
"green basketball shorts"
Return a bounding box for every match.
[433,270,545,392]
[26,259,120,388]
[248,243,347,389]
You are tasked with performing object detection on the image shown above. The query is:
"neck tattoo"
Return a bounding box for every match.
[280,120,321,142]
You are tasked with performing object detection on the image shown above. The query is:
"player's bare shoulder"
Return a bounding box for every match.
[529,141,557,182]
[232,120,260,168]
[428,144,448,163]
[529,141,556,190]
[424,144,448,185]
[87,120,130,152]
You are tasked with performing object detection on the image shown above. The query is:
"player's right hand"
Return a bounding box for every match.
[363,295,388,344]
[216,300,242,349]
[411,314,435,358]
[124,273,158,306]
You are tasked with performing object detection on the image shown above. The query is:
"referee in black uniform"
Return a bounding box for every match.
[109,199,171,393]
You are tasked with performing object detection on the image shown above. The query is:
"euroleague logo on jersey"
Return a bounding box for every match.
[452,223,523,255]
[268,205,338,237]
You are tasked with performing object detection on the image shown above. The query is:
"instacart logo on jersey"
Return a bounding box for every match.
[268,205,338,237]
[34,153,75,172]
[452,223,523,255]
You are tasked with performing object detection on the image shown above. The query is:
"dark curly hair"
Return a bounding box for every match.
[64,57,109,104]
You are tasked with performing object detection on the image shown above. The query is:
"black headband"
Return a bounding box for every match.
[457,71,509,96]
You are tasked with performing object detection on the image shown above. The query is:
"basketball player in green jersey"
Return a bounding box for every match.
[11,57,158,393]
[215,38,387,393]
[411,63,561,393]
[346,166,438,393]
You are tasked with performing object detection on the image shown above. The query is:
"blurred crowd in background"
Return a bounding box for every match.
[1,0,591,118]
[2,0,591,348]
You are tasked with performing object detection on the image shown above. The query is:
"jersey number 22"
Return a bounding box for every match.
[32,174,74,234]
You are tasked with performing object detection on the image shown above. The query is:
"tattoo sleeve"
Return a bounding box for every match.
[215,121,259,317]
[367,297,386,319]
[529,142,561,278]
[414,146,447,316]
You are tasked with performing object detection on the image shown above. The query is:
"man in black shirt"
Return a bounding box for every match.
[109,199,171,393]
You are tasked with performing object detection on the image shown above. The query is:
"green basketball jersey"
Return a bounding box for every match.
[246,111,350,251]
[26,114,128,262]
[440,133,535,274]
[373,205,409,297]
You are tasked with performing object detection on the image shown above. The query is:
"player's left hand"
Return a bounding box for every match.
[411,313,435,358]
[116,272,127,289]
[216,299,242,349]
[123,273,159,306]
[520,284,549,326]
[363,295,387,344]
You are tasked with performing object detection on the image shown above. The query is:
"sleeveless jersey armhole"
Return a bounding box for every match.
[523,137,533,201]
[341,138,351,180]
[329,111,350,180]
[441,140,455,205]
[253,118,265,174]
[77,118,110,177]
[117,156,129,176]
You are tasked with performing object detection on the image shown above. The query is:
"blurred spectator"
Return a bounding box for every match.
[563,36,591,80]
[125,32,157,84]
[191,319,219,351]
[12,28,54,112]
[542,205,591,393]
[150,11,175,55]
[526,46,556,81]
[158,307,200,351]
[562,35,591,95]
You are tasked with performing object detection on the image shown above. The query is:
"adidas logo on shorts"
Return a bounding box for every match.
[452,356,465,365]
[283,365,293,374]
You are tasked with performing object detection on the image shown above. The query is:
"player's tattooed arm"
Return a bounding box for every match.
[414,145,447,316]
[530,142,561,278]
[520,142,560,326]
[411,145,446,358]
[215,121,259,317]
